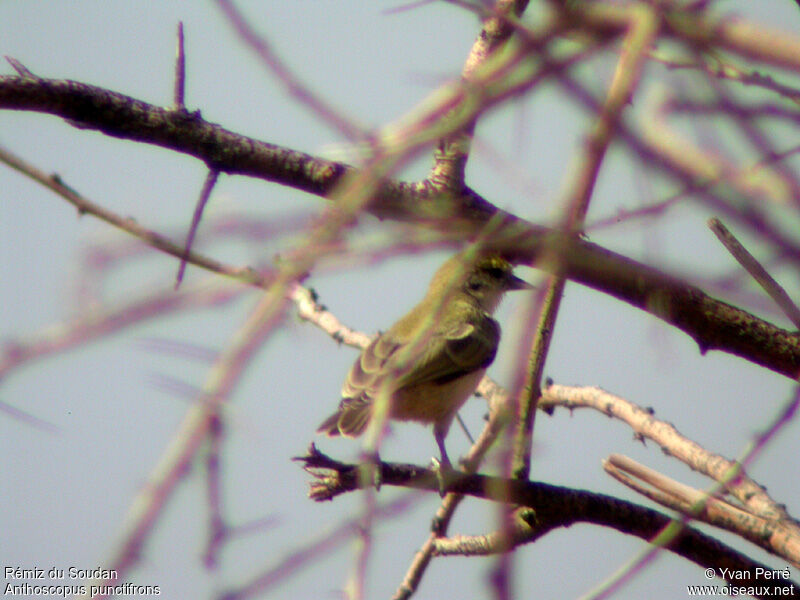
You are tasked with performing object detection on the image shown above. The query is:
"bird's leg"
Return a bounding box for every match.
[432,426,455,496]
[435,431,452,469]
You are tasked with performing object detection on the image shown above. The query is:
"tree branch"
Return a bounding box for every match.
[3,75,800,380]
[296,446,799,597]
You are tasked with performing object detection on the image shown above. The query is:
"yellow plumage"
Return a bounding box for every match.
[317,252,530,465]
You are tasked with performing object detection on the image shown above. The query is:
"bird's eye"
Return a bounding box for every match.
[468,281,483,291]
[486,267,505,280]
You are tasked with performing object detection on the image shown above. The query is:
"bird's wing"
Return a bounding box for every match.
[341,332,401,400]
[322,315,499,436]
[395,314,500,388]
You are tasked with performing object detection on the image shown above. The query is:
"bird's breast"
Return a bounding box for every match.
[390,368,486,425]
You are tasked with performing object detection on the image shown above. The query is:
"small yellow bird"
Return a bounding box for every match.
[317,251,531,467]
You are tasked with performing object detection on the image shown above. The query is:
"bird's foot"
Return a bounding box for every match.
[430,456,455,497]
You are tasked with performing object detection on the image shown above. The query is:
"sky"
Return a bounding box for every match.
[2,2,800,599]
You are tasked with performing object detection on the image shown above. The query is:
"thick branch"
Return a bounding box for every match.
[296,447,799,597]
[0,75,349,194]
[3,76,800,378]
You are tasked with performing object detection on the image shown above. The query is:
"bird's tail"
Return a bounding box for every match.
[316,401,371,437]
[316,412,343,437]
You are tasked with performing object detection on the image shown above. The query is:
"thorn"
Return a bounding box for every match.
[5,56,35,78]
[176,169,219,288]
[173,21,187,110]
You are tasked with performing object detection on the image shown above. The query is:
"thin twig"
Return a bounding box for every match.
[709,218,800,329]
[86,270,303,599]
[581,386,800,600]
[221,490,423,600]
[651,49,800,104]
[540,384,794,523]
[0,144,265,287]
[203,413,226,569]
[176,169,220,287]
[430,0,531,191]
[603,455,798,567]
[393,364,518,599]
[297,447,800,595]
[513,3,659,480]
[0,401,59,433]
[216,0,363,141]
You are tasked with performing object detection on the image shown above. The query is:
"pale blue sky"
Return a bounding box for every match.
[2,2,800,599]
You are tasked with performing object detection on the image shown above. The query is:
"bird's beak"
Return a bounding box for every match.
[505,273,534,291]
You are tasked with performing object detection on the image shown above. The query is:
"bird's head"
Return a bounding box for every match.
[431,252,532,313]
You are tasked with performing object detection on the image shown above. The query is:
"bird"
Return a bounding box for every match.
[317,250,531,469]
